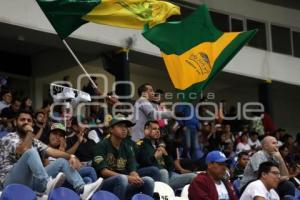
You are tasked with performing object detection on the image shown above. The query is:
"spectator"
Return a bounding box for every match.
[200,121,213,150]
[236,132,251,154]
[240,161,280,200]
[40,99,53,120]
[279,145,292,166]
[151,89,169,137]
[0,98,21,130]
[248,131,261,151]
[136,120,196,191]
[33,111,48,140]
[21,96,33,113]
[0,110,103,199]
[66,117,98,165]
[45,123,98,185]
[232,152,250,180]
[272,128,285,147]
[288,162,300,189]
[0,90,12,114]
[223,123,235,145]
[92,116,154,200]
[82,76,99,96]
[282,134,296,155]
[208,129,227,152]
[176,104,200,160]
[188,151,238,200]
[240,136,295,199]
[131,83,172,141]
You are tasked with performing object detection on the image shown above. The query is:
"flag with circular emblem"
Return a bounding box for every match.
[143,4,257,101]
[36,0,180,39]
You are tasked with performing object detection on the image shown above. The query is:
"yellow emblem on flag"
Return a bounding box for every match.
[82,0,180,29]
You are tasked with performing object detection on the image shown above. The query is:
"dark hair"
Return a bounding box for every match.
[1,89,12,98]
[144,120,159,130]
[21,96,31,108]
[238,152,249,160]
[250,131,259,137]
[279,144,288,152]
[257,161,279,179]
[34,111,45,119]
[42,99,53,108]
[12,98,21,104]
[241,132,248,138]
[282,134,293,143]
[155,89,164,95]
[16,109,34,119]
[138,83,151,97]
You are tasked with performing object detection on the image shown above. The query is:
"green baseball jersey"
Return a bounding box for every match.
[93,137,138,175]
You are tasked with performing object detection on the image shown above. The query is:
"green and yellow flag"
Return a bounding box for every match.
[143,4,257,100]
[36,0,180,39]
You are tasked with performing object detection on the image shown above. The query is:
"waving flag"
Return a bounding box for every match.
[36,0,180,39]
[143,4,257,101]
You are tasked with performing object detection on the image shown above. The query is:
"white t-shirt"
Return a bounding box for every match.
[248,139,261,148]
[215,181,230,200]
[236,142,251,154]
[240,180,280,200]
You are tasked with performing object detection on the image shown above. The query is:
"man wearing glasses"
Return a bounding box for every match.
[240,136,295,199]
[240,161,280,200]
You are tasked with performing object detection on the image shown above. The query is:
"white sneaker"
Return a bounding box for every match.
[80,177,103,200]
[45,172,65,195]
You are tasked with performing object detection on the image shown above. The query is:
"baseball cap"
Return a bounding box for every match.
[205,151,228,165]
[50,123,66,135]
[109,115,135,128]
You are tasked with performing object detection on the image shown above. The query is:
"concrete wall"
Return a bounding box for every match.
[31,54,173,109]
[187,0,300,28]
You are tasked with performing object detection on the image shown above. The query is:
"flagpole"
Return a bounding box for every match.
[62,39,98,89]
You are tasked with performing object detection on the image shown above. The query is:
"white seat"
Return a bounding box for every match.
[37,194,48,200]
[180,184,189,200]
[175,197,186,200]
[154,181,175,200]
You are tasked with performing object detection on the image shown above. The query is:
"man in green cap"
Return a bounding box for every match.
[93,115,154,200]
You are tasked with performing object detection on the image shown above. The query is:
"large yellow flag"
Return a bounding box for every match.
[36,0,180,39]
[83,0,180,29]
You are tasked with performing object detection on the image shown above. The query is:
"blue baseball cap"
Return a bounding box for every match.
[206,151,228,165]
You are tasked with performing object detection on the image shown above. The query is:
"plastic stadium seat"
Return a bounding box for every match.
[91,191,120,200]
[131,193,153,200]
[180,184,189,200]
[0,131,8,138]
[0,184,37,200]
[48,187,80,200]
[154,182,175,200]
[295,189,300,200]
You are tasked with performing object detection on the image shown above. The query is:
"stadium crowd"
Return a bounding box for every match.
[0,78,299,200]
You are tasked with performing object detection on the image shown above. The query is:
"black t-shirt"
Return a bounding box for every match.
[0,107,17,119]
[66,134,96,162]
[33,123,51,144]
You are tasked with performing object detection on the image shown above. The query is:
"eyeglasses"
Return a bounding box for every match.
[269,171,281,177]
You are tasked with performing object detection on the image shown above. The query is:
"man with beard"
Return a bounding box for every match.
[0,110,103,200]
[131,83,173,142]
